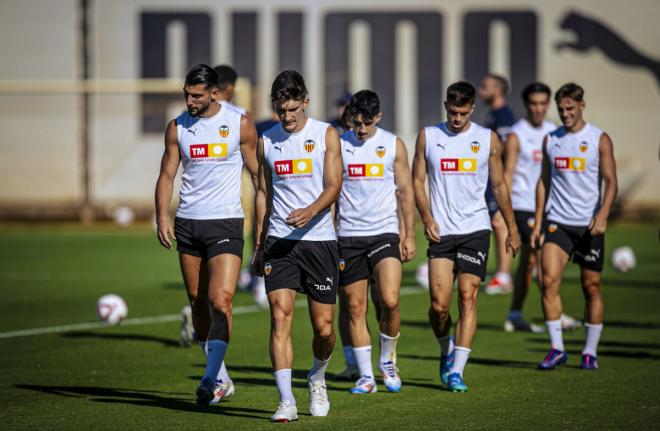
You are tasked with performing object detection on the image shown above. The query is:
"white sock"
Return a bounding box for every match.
[546,319,564,351]
[436,335,454,357]
[202,340,227,383]
[217,361,231,383]
[274,369,295,405]
[343,345,357,368]
[508,310,523,321]
[449,346,471,376]
[379,332,399,364]
[582,323,603,357]
[496,272,511,284]
[353,345,374,379]
[308,356,331,385]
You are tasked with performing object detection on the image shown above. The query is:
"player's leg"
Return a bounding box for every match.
[196,253,241,405]
[342,279,377,394]
[269,288,298,421]
[538,241,570,370]
[373,257,402,392]
[307,299,336,415]
[428,257,456,385]
[370,276,383,322]
[178,253,210,344]
[336,291,359,380]
[506,243,543,333]
[485,211,513,295]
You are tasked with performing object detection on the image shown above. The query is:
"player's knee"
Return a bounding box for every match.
[210,293,232,315]
[346,295,367,319]
[380,295,399,315]
[430,300,450,321]
[313,319,335,340]
[542,272,561,292]
[270,306,293,332]
[582,279,602,301]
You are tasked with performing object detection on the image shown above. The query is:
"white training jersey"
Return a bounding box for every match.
[510,119,556,212]
[546,123,603,226]
[336,128,399,237]
[220,100,246,116]
[425,121,492,235]
[175,105,244,220]
[263,117,336,241]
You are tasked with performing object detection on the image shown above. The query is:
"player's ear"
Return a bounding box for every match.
[374,112,383,125]
[303,97,310,111]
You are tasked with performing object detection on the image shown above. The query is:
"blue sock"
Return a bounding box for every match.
[201,340,227,385]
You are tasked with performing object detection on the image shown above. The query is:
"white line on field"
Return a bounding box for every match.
[0,286,424,339]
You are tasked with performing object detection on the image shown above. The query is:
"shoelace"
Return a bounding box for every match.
[310,384,328,402]
[356,376,374,386]
[381,361,397,379]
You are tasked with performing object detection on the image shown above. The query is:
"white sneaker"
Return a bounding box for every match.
[252,276,269,309]
[349,376,377,394]
[210,379,235,404]
[379,361,402,392]
[335,365,359,381]
[504,319,545,333]
[180,304,194,347]
[483,276,513,295]
[308,379,330,416]
[271,400,298,422]
[561,313,582,331]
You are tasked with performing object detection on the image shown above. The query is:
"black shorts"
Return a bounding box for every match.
[427,230,490,280]
[544,220,605,272]
[174,217,244,259]
[263,237,339,304]
[337,233,401,286]
[514,210,537,244]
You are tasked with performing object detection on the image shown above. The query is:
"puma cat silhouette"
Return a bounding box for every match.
[557,11,660,86]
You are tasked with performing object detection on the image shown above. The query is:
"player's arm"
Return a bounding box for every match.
[287,126,343,228]
[252,136,273,275]
[239,114,259,190]
[503,132,520,191]
[531,136,551,248]
[590,133,618,235]
[393,137,416,262]
[488,131,521,256]
[155,119,180,250]
[412,128,440,242]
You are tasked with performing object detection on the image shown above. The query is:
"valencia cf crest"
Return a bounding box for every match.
[579,141,588,153]
[219,125,230,138]
[264,263,272,276]
[548,223,558,234]
[304,139,315,153]
[376,146,386,158]
[470,141,480,153]
[339,259,345,272]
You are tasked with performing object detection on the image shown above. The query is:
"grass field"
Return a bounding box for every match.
[0,222,658,430]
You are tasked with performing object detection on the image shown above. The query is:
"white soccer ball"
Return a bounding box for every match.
[416,262,429,290]
[611,246,636,273]
[96,294,128,325]
[113,206,135,227]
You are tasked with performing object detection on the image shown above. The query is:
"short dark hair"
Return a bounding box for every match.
[522,82,551,103]
[555,82,584,103]
[214,64,238,90]
[271,70,308,103]
[486,73,510,95]
[446,81,476,106]
[185,64,218,89]
[348,90,380,122]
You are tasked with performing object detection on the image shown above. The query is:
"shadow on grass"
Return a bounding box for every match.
[162,281,183,290]
[527,348,660,360]
[15,384,271,420]
[398,353,538,369]
[559,275,659,290]
[526,338,660,350]
[400,320,503,331]
[62,331,179,347]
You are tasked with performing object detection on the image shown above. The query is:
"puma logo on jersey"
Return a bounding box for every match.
[274,145,283,152]
[590,249,601,258]
[345,148,355,155]
[436,143,446,150]
[477,251,487,261]
[187,128,197,136]
[325,276,334,286]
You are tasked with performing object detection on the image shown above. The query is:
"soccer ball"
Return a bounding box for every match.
[415,262,429,290]
[96,294,128,325]
[611,246,636,273]
[113,206,135,227]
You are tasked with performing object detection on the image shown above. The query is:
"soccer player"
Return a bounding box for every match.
[412,81,521,392]
[531,83,617,370]
[213,64,249,118]
[479,74,517,295]
[336,90,416,394]
[253,70,342,422]
[155,64,258,405]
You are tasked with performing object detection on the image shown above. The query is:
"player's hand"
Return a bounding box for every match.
[401,236,417,262]
[251,247,264,276]
[423,217,441,243]
[530,224,543,249]
[506,229,521,257]
[588,212,608,236]
[286,207,316,228]
[157,218,176,250]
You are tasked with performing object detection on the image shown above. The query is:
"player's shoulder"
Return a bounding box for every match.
[549,125,567,139]
[422,121,446,137]
[585,122,604,138]
[175,111,196,129]
[220,101,246,116]
[262,122,284,142]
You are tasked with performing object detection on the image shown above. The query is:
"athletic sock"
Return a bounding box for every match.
[379,332,399,364]
[436,335,454,357]
[217,361,231,383]
[582,323,603,357]
[308,356,331,385]
[449,346,471,376]
[353,345,374,379]
[201,340,227,384]
[546,319,565,351]
[508,310,523,321]
[343,345,357,368]
[274,369,295,405]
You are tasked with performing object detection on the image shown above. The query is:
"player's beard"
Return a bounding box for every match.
[188,102,211,117]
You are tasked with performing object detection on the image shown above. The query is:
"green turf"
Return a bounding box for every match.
[0,222,658,430]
